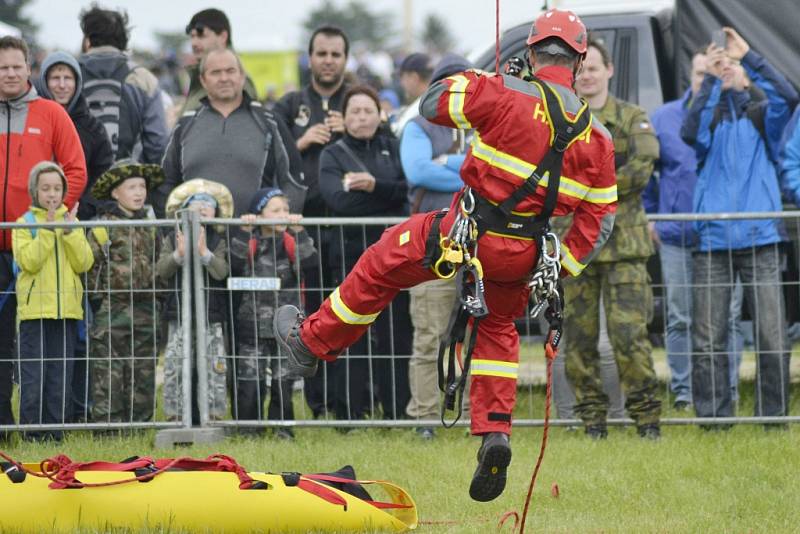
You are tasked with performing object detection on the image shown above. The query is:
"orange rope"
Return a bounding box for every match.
[499,333,558,533]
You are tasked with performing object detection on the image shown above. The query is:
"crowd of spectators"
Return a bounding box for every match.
[0,5,797,443]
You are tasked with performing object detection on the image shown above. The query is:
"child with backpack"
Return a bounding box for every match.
[231,188,317,438]
[157,179,233,422]
[12,161,94,441]
[86,160,162,423]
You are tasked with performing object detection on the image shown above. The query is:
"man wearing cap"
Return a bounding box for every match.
[181,8,258,114]
[275,9,617,501]
[87,160,164,424]
[156,48,304,218]
[399,53,432,104]
[399,54,470,440]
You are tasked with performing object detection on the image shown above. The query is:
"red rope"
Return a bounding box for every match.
[499,334,557,533]
[0,452,259,490]
[495,0,501,73]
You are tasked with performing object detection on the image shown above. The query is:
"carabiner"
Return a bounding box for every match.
[460,188,476,215]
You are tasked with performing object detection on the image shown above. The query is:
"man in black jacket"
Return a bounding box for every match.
[273,26,350,417]
[35,51,113,221]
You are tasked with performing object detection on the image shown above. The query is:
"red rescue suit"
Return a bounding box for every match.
[299,66,617,435]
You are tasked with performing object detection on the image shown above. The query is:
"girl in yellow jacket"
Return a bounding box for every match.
[12,161,93,442]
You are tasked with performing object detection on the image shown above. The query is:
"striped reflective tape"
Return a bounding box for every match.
[560,243,586,277]
[470,133,617,205]
[447,75,473,130]
[330,287,379,325]
[471,359,519,379]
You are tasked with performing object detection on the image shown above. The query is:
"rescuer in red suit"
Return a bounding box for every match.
[276,9,618,502]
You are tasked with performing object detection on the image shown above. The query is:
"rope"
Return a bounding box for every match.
[495,0,501,73]
[498,334,557,533]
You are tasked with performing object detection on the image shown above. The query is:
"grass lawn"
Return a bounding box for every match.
[3,380,798,533]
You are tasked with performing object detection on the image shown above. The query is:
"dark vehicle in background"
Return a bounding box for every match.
[473,10,675,114]
[473,0,800,338]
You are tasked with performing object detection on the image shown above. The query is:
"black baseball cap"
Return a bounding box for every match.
[186,8,231,40]
[399,53,432,75]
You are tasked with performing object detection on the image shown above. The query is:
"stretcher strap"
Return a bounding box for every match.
[31,453,260,490]
[301,473,414,510]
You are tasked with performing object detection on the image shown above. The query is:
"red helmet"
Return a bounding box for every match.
[526,8,588,56]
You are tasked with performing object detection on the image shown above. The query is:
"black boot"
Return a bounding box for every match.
[274,305,319,379]
[585,423,608,440]
[469,432,511,502]
[637,423,661,441]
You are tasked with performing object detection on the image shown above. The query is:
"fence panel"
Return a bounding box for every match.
[0,211,798,439]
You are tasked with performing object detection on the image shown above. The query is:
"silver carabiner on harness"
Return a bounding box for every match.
[529,231,563,319]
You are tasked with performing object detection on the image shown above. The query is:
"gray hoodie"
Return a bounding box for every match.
[34,51,84,113]
[28,161,68,209]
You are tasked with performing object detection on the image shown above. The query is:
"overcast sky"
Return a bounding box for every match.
[28,0,672,55]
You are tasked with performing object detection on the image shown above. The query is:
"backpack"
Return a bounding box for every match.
[79,54,141,160]
[0,211,109,314]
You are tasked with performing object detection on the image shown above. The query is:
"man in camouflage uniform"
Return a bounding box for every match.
[564,38,662,439]
[87,161,163,423]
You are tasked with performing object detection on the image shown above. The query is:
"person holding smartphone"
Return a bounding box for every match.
[681,27,798,427]
[273,26,352,419]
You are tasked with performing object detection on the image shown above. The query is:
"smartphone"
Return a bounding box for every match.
[711,29,727,48]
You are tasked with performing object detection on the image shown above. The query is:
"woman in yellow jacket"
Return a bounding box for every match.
[12,161,93,442]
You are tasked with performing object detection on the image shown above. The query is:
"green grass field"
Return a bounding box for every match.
[3,380,799,534]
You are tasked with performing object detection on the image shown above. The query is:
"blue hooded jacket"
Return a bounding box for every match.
[779,105,800,204]
[681,50,798,252]
[643,89,698,247]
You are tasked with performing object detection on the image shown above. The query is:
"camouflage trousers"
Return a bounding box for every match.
[232,338,294,422]
[90,303,157,422]
[563,259,661,426]
[163,320,228,420]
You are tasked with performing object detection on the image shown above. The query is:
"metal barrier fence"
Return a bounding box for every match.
[0,210,798,441]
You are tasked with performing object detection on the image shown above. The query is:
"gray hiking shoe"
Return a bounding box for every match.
[274,305,319,379]
[469,432,511,502]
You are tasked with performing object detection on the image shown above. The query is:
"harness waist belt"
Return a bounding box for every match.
[471,193,546,240]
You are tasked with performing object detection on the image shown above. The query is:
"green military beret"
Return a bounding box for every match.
[91,159,166,201]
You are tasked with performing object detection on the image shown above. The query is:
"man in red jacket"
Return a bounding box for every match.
[277,9,617,501]
[0,36,86,437]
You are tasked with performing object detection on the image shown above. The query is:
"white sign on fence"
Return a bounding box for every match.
[227,277,282,291]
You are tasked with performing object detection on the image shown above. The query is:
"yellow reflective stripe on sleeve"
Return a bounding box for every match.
[471,359,519,379]
[472,133,535,179]
[583,183,617,204]
[447,75,472,130]
[560,244,586,277]
[330,287,380,325]
[470,133,617,205]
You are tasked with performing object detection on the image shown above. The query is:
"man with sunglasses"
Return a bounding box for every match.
[182,8,258,114]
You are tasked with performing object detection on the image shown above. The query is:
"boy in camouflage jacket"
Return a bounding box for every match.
[87,160,162,423]
[231,188,317,437]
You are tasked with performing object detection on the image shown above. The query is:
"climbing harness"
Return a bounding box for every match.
[433,75,591,432]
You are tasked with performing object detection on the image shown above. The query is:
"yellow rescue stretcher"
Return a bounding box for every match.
[0,453,418,533]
